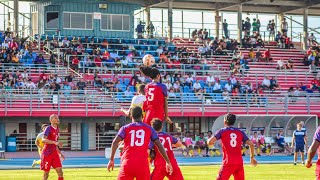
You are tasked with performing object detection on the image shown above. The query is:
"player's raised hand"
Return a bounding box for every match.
[250,157,258,167]
[60,154,65,161]
[57,142,63,148]
[165,116,173,124]
[166,162,173,175]
[107,160,114,172]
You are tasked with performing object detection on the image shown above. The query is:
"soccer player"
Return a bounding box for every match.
[107,106,173,180]
[207,114,258,180]
[306,125,320,179]
[32,124,48,168]
[121,84,146,116]
[205,131,221,157]
[150,119,184,180]
[41,114,64,180]
[139,67,172,125]
[291,123,307,165]
[195,133,207,157]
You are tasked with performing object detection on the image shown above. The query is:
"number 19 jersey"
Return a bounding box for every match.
[214,127,249,165]
[143,82,168,125]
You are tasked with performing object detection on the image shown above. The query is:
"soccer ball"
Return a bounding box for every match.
[142,54,155,66]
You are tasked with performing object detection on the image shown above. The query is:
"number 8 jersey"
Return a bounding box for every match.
[214,127,249,165]
[143,82,168,125]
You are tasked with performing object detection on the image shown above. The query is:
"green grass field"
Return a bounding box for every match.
[0,164,315,180]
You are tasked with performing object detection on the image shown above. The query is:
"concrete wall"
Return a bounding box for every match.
[88,121,96,150]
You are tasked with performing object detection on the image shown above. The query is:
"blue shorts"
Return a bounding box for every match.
[295,144,304,152]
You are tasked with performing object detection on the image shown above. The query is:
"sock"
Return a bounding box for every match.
[209,150,215,156]
[215,150,221,156]
[197,149,201,155]
[189,149,194,156]
[58,177,64,180]
[266,148,270,154]
[257,148,260,155]
[35,160,41,165]
[241,148,246,154]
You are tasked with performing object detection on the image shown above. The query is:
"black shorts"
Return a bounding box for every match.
[295,145,304,153]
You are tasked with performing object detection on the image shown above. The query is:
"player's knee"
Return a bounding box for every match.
[43,173,49,180]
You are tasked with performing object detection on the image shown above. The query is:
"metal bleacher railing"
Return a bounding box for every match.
[0,89,319,117]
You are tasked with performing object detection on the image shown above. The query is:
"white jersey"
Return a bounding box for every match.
[130,95,146,109]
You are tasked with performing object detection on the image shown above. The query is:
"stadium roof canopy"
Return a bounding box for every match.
[146,0,320,16]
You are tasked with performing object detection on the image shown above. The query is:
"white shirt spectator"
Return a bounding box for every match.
[186,77,193,84]
[198,46,207,54]
[262,77,271,87]
[62,39,70,47]
[121,58,128,66]
[229,76,237,85]
[124,89,133,97]
[277,60,284,68]
[110,52,119,59]
[55,77,62,84]
[206,75,215,84]
[224,83,232,92]
[26,81,36,89]
[222,91,230,100]
[156,47,163,55]
[1,42,9,48]
[213,82,221,91]
[173,82,180,89]
[138,76,145,83]
[164,82,172,90]
[21,72,29,79]
[193,82,201,90]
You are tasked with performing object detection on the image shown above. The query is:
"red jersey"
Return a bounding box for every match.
[214,127,249,165]
[117,121,159,166]
[143,82,168,124]
[150,132,178,166]
[42,125,60,156]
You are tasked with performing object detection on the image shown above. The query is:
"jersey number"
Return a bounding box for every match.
[230,133,237,147]
[148,88,155,101]
[129,130,145,147]
[159,137,172,151]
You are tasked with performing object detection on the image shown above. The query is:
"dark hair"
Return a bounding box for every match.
[140,66,160,79]
[224,113,236,126]
[254,132,257,134]
[200,133,204,136]
[130,106,143,120]
[138,84,146,95]
[151,118,163,131]
[208,131,212,134]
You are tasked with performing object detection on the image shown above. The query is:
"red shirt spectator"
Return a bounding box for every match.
[94,56,102,67]
[72,57,79,66]
[306,48,312,56]
[39,72,48,82]
[102,51,110,60]
[9,41,18,49]
[311,78,320,87]
[172,59,181,69]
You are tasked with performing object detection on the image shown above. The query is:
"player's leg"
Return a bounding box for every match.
[293,145,298,165]
[300,146,305,164]
[167,163,184,180]
[135,164,150,180]
[151,166,166,180]
[315,164,320,180]
[118,165,135,180]
[233,165,245,180]
[216,165,233,180]
[51,153,63,179]
[43,171,50,180]
[41,155,52,180]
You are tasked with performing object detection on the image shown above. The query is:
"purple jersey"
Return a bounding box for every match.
[42,126,60,156]
[117,121,158,166]
[313,126,320,165]
[215,127,249,165]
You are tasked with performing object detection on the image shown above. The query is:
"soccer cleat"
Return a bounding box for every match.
[31,160,36,168]
[302,161,305,165]
[205,155,210,157]
[242,153,245,156]
[257,154,261,156]
[294,162,297,165]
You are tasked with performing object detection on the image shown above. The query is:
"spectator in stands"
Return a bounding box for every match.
[224,81,232,93]
[203,29,208,40]
[263,48,271,62]
[309,60,318,76]
[228,74,237,85]
[223,19,229,38]
[256,49,263,61]
[193,80,201,93]
[191,29,197,39]
[62,81,72,102]
[94,55,102,67]
[186,74,193,87]
[285,59,294,70]
[104,78,114,91]
[76,78,86,92]
[114,81,122,92]
[308,33,317,46]
[21,69,29,80]
[198,44,208,58]
[53,74,62,84]
[244,82,253,94]
[195,133,207,157]
[62,37,70,47]
[262,76,271,90]
[123,86,133,98]
[213,80,222,93]
[39,71,48,83]
[270,76,280,91]
[146,21,155,38]
[275,130,292,155]
[164,80,172,91]
[311,77,320,92]
[35,54,45,65]
[65,72,75,89]
[277,59,285,70]
[248,48,256,61]
[50,80,60,109]
[173,81,181,93]
[222,88,230,101]
[281,18,288,33]
[206,73,215,87]
[136,21,144,39]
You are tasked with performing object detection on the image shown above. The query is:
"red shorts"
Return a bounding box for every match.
[41,152,62,172]
[316,164,320,180]
[216,164,244,180]
[118,163,150,180]
[143,112,164,126]
[151,163,184,180]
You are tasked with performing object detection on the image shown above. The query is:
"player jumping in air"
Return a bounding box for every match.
[107,106,173,180]
[121,84,146,116]
[291,123,307,165]
[208,114,258,180]
[139,67,172,125]
[150,119,184,180]
[41,114,64,180]
[305,124,320,179]
[32,124,48,168]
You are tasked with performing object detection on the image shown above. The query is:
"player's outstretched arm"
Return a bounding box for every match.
[107,136,122,172]
[291,134,295,148]
[306,140,320,168]
[120,107,130,116]
[173,140,183,148]
[246,140,258,167]
[207,136,217,146]
[154,139,173,175]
